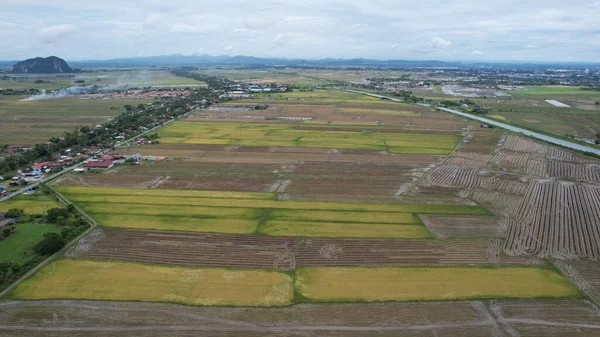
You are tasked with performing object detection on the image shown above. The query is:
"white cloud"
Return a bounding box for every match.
[1,0,599,61]
[38,24,77,44]
[471,50,483,55]
[223,45,233,52]
[430,37,452,49]
[273,33,287,47]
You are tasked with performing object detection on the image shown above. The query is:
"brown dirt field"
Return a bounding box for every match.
[505,180,600,259]
[55,157,442,201]
[420,215,503,238]
[2,299,599,337]
[72,227,543,268]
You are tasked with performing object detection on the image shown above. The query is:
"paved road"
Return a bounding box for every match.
[344,89,600,156]
[437,106,600,156]
[0,117,178,203]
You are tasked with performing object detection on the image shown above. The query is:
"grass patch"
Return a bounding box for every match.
[295,266,582,302]
[0,194,61,214]
[12,259,293,306]
[0,223,60,264]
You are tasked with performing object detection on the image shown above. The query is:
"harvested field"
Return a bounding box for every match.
[419,215,504,238]
[421,165,478,189]
[445,151,494,169]
[72,227,543,268]
[547,160,600,184]
[505,179,600,259]
[295,267,580,302]
[58,187,490,214]
[5,299,600,337]
[55,156,443,201]
[12,259,293,306]
[259,220,431,239]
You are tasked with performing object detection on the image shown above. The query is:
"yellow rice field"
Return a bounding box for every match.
[13,259,293,306]
[295,267,582,302]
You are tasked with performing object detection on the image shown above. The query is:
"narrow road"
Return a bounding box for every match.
[344,89,600,156]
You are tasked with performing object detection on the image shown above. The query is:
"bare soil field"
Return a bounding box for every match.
[56,155,443,202]
[69,227,542,269]
[1,299,600,337]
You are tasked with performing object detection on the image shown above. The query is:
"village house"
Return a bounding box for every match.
[4,145,33,154]
[84,161,114,169]
[32,162,62,171]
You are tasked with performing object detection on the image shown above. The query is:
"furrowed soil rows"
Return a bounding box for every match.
[505,179,600,259]
[548,160,600,184]
[445,151,494,169]
[421,166,478,189]
[419,215,504,238]
[74,227,543,269]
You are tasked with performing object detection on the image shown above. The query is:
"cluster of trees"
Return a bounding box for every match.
[459,99,490,115]
[171,68,235,90]
[0,88,39,96]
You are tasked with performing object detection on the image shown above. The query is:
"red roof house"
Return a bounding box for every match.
[84,161,114,169]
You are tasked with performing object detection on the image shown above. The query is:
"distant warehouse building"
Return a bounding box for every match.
[84,161,114,169]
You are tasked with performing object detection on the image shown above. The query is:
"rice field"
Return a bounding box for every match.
[54,186,489,237]
[295,267,582,302]
[12,259,293,306]
[157,121,460,154]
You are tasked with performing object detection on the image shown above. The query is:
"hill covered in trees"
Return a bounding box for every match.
[11,56,78,74]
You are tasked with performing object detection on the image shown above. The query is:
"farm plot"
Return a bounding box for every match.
[55,186,490,238]
[12,259,293,306]
[55,158,441,202]
[73,228,543,269]
[505,179,600,259]
[157,121,461,154]
[419,215,504,238]
[0,96,152,145]
[547,160,600,184]
[7,299,597,337]
[2,299,600,337]
[295,267,580,302]
[0,194,61,214]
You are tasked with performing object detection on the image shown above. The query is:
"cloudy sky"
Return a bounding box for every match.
[2,0,600,62]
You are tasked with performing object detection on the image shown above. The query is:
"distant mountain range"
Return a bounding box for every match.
[1,54,599,69]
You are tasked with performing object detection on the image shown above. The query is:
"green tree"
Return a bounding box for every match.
[46,208,70,223]
[5,208,24,219]
[34,233,65,255]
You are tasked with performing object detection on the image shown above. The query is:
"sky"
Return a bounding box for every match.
[1,0,600,62]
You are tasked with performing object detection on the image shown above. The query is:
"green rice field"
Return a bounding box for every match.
[55,187,491,238]
[158,121,460,154]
